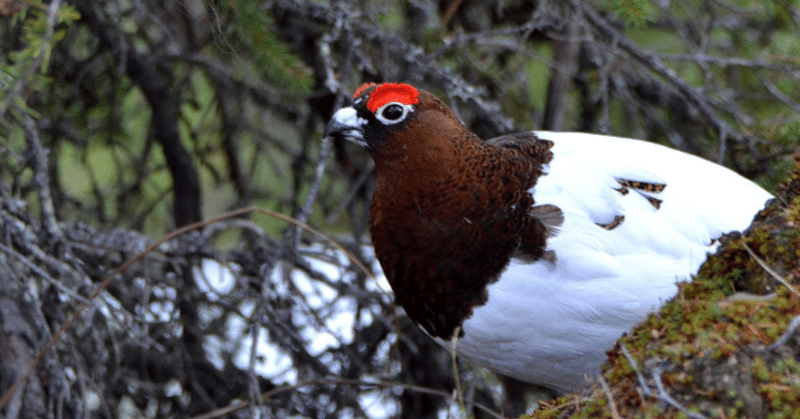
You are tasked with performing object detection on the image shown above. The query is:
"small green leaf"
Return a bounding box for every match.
[610,0,654,28]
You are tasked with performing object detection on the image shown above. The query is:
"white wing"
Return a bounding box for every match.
[534,131,770,251]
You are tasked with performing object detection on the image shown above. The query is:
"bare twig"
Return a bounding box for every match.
[598,374,622,419]
[743,242,800,299]
[650,364,707,419]
[189,377,504,419]
[580,2,728,134]
[0,206,376,411]
[765,314,800,351]
[23,115,61,238]
[325,159,375,224]
[619,342,650,399]
[660,53,799,71]
[619,344,707,418]
[0,243,89,305]
[450,326,466,417]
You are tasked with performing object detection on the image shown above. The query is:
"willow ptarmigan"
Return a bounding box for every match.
[323,82,772,392]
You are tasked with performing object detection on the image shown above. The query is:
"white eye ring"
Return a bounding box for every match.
[375,102,414,125]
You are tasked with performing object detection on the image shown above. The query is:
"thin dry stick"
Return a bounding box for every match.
[189,377,504,419]
[1,210,218,410]
[619,344,706,419]
[743,242,800,299]
[0,206,378,410]
[766,314,800,351]
[650,366,707,419]
[619,342,650,403]
[440,0,466,27]
[450,326,467,417]
[598,375,622,419]
[251,206,377,284]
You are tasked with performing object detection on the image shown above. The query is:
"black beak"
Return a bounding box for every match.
[323,107,369,150]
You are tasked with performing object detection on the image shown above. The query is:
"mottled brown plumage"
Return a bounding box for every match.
[615,178,666,210]
[353,85,554,339]
[598,215,625,230]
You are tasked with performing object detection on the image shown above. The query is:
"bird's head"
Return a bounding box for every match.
[324,83,477,167]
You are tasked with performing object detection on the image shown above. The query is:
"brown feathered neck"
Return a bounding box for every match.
[362,86,555,339]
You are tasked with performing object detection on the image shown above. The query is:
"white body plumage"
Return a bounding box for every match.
[444,132,771,392]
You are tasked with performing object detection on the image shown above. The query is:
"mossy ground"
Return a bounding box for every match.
[526,155,800,419]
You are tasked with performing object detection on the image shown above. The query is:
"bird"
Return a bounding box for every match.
[323,82,772,393]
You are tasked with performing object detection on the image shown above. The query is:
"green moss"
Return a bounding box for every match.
[753,358,770,381]
[529,157,800,419]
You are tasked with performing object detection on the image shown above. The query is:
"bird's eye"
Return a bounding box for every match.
[381,104,404,120]
[375,102,412,125]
